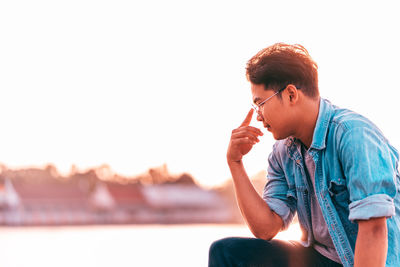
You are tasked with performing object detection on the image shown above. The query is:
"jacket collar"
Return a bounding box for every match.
[310,98,333,150]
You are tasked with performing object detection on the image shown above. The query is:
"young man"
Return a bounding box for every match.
[208,43,400,267]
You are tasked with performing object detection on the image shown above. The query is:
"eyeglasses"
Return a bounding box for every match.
[252,86,287,114]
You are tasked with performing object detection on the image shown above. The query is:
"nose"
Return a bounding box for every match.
[256,112,263,121]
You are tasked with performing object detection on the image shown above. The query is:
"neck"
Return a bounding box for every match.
[294,97,320,149]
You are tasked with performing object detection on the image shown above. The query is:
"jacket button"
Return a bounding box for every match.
[296,159,301,164]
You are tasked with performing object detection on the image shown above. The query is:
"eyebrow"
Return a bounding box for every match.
[253,97,261,104]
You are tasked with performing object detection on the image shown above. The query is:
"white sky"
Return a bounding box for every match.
[1,0,399,187]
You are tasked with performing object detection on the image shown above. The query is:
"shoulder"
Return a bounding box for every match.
[326,102,388,144]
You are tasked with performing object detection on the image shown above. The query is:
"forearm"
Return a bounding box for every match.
[354,217,388,267]
[228,160,283,240]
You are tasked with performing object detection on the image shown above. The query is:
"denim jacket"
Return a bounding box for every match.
[263,98,400,267]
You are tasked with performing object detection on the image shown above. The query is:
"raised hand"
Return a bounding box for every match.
[227,109,263,163]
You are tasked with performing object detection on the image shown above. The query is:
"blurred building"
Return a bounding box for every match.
[0,167,237,226]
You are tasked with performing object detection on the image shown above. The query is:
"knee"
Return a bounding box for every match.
[209,237,289,267]
[208,237,240,266]
[209,237,235,255]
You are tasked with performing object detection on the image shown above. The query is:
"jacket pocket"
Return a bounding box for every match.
[286,187,297,201]
[328,177,358,236]
[328,178,350,210]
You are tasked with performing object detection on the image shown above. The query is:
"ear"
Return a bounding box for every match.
[285,84,299,104]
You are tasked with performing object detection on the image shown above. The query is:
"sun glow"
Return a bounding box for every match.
[0,1,399,187]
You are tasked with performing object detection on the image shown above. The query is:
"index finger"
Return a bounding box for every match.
[240,109,254,127]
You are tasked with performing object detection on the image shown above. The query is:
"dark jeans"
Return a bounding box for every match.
[208,237,343,267]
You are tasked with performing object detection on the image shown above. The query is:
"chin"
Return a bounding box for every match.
[272,131,289,141]
[272,132,282,140]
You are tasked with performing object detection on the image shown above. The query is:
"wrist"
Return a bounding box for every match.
[227,159,243,168]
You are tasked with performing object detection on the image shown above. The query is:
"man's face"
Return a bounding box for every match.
[251,83,294,140]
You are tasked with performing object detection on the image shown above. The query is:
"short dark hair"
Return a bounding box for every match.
[246,43,319,98]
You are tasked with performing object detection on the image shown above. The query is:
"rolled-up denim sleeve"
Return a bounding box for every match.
[263,144,296,230]
[339,126,398,222]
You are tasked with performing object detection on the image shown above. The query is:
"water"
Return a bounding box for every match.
[0,223,301,267]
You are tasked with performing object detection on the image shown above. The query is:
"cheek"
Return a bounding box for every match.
[270,113,290,133]
[262,108,274,122]
[265,109,282,125]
